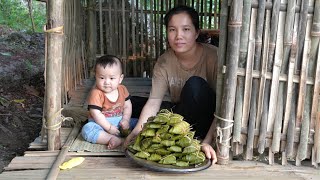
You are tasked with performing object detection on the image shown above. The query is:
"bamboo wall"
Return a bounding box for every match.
[216,0,320,167]
[90,0,220,77]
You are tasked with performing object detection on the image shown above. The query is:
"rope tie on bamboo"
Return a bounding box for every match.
[43,108,73,131]
[44,26,64,35]
[214,113,234,157]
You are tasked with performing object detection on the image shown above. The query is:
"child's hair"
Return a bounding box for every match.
[164,5,200,31]
[95,55,123,74]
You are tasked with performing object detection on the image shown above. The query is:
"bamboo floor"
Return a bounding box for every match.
[0,78,319,180]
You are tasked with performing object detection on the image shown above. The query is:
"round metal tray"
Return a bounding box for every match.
[125,149,212,173]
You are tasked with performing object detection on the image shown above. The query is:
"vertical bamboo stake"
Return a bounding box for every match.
[114,1,119,56]
[256,5,270,133]
[310,0,320,166]
[269,7,285,159]
[233,0,251,145]
[295,0,310,72]
[311,44,320,167]
[140,0,145,77]
[217,0,242,165]
[105,3,109,54]
[296,17,312,166]
[87,0,97,77]
[108,1,114,54]
[160,0,164,54]
[214,0,218,28]
[258,0,280,154]
[122,0,127,76]
[150,0,154,76]
[215,0,228,120]
[309,0,320,135]
[246,0,266,160]
[99,0,104,54]
[285,15,299,158]
[46,0,63,150]
[280,0,296,162]
[131,0,137,77]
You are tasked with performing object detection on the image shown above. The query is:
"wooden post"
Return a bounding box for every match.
[46,0,64,151]
[87,0,97,77]
[217,0,242,165]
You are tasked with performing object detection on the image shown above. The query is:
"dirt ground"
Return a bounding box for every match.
[0,26,45,173]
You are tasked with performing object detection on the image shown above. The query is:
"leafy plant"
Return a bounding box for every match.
[0,0,46,32]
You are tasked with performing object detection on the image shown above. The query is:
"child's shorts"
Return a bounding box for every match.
[81,116,138,143]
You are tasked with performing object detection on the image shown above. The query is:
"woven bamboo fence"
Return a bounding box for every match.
[89,0,220,77]
[216,0,320,167]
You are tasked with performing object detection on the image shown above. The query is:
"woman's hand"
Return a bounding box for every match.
[201,142,217,164]
[108,125,120,136]
[123,129,139,148]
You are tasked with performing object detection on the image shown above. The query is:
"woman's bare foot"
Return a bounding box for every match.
[107,136,123,149]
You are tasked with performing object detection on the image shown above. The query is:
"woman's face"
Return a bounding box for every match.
[167,12,199,54]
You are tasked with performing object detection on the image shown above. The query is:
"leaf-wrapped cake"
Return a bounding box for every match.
[128,109,206,167]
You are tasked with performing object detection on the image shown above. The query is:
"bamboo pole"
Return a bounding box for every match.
[280,0,296,163]
[309,0,320,135]
[131,0,137,77]
[114,1,119,56]
[122,0,127,76]
[217,0,242,165]
[257,0,280,154]
[285,14,300,158]
[269,7,285,162]
[295,0,310,74]
[108,1,113,54]
[256,2,271,138]
[310,0,320,168]
[311,44,320,167]
[296,16,312,166]
[233,0,251,146]
[46,125,81,180]
[87,0,97,77]
[246,0,266,160]
[243,22,256,160]
[215,0,228,122]
[149,0,154,76]
[140,0,145,77]
[46,0,64,151]
[99,0,104,54]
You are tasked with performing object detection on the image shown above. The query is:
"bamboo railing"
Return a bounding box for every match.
[216,0,320,167]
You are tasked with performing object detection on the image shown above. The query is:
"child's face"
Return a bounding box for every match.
[95,64,123,94]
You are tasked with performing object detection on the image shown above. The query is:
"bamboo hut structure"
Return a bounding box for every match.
[3,0,319,178]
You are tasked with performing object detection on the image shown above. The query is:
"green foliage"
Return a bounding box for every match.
[0,0,46,32]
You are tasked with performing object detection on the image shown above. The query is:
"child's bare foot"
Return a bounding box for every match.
[107,136,123,149]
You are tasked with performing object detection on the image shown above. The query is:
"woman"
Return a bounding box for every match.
[125,5,218,164]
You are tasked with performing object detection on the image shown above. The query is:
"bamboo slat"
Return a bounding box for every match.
[233,0,251,145]
[269,8,285,161]
[257,0,280,154]
[217,0,243,165]
[99,0,103,54]
[246,0,266,159]
[280,1,297,163]
[296,16,312,166]
[295,0,310,72]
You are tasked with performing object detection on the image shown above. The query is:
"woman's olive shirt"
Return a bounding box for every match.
[150,43,218,103]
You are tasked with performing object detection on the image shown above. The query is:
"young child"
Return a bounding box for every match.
[81,55,136,149]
